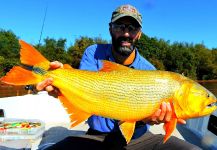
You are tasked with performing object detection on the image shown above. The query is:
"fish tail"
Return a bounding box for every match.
[19,40,50,70]
[0,66,41,85]
[1,40,50,85]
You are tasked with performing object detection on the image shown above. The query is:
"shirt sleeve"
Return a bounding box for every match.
[79,45,99,71]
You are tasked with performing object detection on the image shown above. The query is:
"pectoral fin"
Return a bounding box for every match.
[163,118,177,143]
[119,121,136,144]
[58,95,91,127]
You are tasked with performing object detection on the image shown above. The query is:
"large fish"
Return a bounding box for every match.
[1,40,217,143]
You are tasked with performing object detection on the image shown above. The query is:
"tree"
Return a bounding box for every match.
[35,37,71,64]
[0,29,20,58]
[67,36,108,68]
[194,44,215,80]
[0,29,20,76]
[0,29,216,80]
[164,42,198,79]
[135,33,170,70]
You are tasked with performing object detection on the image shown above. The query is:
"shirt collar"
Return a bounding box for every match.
[128,49,140,68]
[106,44,115,62]
[106,45,140,68]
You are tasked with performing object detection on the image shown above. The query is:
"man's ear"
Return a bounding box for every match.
[109,27,112,35]
[109,23,112,36]
[109,27,113,36]
[137,31,142,40]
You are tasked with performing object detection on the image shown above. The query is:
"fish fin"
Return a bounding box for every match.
[0,66,41,85]
[70,110,90,127]
[118,120,125,125]
[58,95,91,127]
[19,40,50,70]
[63,64,73,69]
[119,121,136,144]
[163,117,177,143]
[100,60,132,72]
[163,101,178,143]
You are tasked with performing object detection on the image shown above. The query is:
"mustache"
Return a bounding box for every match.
[117,37,133,44]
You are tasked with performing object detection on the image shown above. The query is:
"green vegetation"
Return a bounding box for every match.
[0,29,216,80]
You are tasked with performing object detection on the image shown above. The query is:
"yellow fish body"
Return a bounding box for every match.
[1,40,217,144]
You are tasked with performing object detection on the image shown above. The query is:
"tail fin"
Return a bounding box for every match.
[1,40,49,85]
[19,40,50,70]
[1,66,41,85]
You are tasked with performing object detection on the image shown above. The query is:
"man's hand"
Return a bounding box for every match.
[36,61,63,93]
[143,102,186,125]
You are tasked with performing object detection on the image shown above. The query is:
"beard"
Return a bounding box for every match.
[112,36,135,56]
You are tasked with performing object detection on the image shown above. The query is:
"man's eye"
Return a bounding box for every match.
[128,25,136,31]
[119,24,125,30]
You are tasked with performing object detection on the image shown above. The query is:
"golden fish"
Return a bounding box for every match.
[1,40,217,144]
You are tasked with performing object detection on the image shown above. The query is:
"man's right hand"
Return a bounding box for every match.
[36,61,63,92]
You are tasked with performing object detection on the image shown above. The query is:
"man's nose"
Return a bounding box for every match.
[123,28,130,37]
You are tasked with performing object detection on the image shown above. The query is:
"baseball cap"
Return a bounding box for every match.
[111,4,142,27]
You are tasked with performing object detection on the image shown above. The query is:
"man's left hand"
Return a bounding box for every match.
[143,102,186,125]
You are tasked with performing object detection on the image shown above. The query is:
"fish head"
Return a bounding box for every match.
[174,80,217,119]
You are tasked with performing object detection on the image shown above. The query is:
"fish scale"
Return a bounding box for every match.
[49,68,182,120]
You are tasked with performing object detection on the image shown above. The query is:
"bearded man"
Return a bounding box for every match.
[37,4,201,150]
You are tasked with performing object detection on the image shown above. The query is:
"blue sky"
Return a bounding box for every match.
[0,0,217,49]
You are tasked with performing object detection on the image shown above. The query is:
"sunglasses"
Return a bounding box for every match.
[111,23,141,35]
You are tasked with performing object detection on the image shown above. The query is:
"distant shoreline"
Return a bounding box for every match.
[197,80,217,83]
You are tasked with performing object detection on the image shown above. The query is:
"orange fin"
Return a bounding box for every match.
[19,40,50,70]
[119,121,136,144]
[58,95,91,127]
[118,120,124,125]
[163,118,177,143]
[0,66,41,85]
[163,101,178,143]
[63,64,73,69]
[100,60,132,72]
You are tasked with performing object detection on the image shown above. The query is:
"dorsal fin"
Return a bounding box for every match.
[19,40,50,70]
[63,64,73,69]
[100,60,132,72]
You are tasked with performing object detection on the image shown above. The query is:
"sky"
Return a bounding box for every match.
[0,0,217,49]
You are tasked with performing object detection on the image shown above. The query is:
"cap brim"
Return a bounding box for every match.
[111,14,142,27]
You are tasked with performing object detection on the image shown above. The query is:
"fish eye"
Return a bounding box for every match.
[207,93,210,98]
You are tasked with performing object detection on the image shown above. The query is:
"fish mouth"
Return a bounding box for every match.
[206,100,217,108]
[201,101,217,116]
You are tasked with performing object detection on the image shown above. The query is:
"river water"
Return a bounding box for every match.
[198,80,217,97]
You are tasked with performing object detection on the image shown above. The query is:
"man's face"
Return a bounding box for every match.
[110,17,141,56]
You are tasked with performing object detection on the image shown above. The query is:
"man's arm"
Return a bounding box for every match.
[79,45,100,71]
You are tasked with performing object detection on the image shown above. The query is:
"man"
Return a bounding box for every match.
[37,4,200,150]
